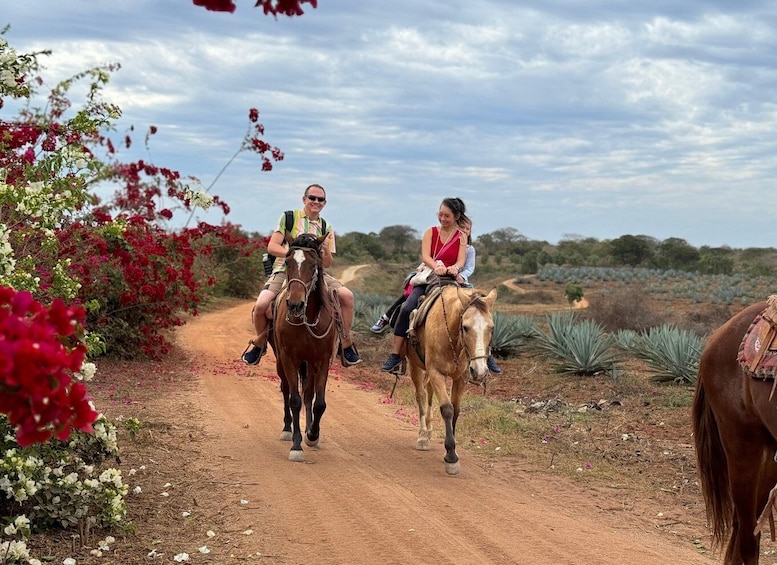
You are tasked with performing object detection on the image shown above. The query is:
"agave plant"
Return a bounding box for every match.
[534,311,617,376]
[614,329,640,352]
[490,311,540,358]
[631,324,704,385]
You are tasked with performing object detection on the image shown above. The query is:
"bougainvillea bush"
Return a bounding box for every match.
[0,29,279,562]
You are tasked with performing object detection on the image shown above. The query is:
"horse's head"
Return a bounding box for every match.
[457,287,497,383]
[284,234,325,318]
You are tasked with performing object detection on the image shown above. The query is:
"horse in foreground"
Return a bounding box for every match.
[692,299,777,564]
[271,234,336,462]
[406,284,497,475]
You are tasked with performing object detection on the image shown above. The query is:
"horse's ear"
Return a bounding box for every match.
[456,286,470,306]
[484,288,497,309]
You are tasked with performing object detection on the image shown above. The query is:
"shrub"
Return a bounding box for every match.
[0,415,127,532]
[585,287,663,332]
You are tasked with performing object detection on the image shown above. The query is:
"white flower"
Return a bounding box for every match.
[173,553,190,562]
[198,546,211,554]
[206,530,215,537]
[182,511,191,517]
[63,559,77,565]
[90,549,103,557]
[133,486,142,494]
[186,186,214,210]
[240,499,248,505]
[160,491,169,497]
[242,529,253,535]
[74,362,96,381]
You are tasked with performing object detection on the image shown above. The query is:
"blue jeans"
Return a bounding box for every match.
[393,285,426,337]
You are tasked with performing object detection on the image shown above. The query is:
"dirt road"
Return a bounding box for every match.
[176,300,713,564]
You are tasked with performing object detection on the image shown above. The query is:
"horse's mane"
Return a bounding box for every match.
[289,233,322,251]
[467,292,490,313]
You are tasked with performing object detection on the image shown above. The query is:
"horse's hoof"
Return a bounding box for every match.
[288,450,304,462]
[444,461,461,475]
[416,438,431,451]
[304,436,319,448]
[279,431,292,441]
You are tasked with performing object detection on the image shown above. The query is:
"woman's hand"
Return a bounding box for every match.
[446,265,460,277]
[433,262,447,275]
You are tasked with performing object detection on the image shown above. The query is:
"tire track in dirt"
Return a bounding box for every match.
[177,300,713,564]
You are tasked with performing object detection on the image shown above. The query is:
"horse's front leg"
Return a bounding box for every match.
[305,362,328,448]
[283,364,304,462]
[409,365,432,451]
[278,361,293,442]
[429,369,459,475]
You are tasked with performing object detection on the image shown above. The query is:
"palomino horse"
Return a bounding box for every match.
[270,234,337,462]
[406,284,497,475]
[692,300,777,564]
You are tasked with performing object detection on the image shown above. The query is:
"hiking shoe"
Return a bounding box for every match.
[370,315,390,334]
[487,355,502,374]
[241,341,266,365]
[342,344,362,366]
[381,353,402,373]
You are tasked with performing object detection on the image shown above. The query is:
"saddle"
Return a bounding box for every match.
[738,295,777,383]
[407,277,460,365]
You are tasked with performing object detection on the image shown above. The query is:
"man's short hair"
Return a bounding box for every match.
[304,184,326,197]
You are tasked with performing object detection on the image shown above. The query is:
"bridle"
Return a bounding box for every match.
[283,246,334,340]
[440,292,490,371]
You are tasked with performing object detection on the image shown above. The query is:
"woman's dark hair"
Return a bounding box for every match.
[442,197,470,228]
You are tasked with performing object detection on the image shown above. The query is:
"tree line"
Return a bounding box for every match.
[251,225,777,277]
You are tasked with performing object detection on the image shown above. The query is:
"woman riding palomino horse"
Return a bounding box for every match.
[271,233,337,462]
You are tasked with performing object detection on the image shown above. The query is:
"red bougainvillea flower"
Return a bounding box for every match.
[193,0,236,12]
[192,0,316,15]
[0,286,99,446]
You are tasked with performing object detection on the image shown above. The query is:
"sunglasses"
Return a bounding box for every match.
[306,195,326,203]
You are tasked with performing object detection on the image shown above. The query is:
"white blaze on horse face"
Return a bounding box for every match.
[468,311,492,375]
[291,248,306,270]
[471,312,491,356]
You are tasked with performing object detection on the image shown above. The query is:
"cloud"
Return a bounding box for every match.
[3,1,777,248]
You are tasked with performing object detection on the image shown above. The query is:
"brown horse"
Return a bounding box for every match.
[406,284,497,475]
[270,234,336,462]
[692,300,777,564]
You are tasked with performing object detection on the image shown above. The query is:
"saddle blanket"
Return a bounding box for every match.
[738,295,777,380]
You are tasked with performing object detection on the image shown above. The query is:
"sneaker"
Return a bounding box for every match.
[241,341,266,365]
[487,355,502,374]
[370,315,390,334]
[381,353,402,373]
[342,344,362,366]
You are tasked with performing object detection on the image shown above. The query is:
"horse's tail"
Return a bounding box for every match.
[692,375,731,549]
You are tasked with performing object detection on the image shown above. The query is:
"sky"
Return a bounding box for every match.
[3,1,776,249]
